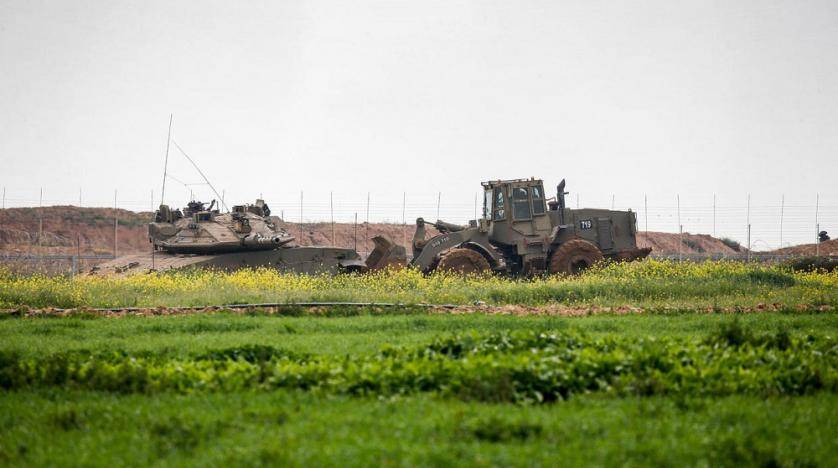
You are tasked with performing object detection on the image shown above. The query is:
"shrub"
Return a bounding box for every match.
[196,345,305,363]
[462,416,543,442]
[710,319,753,347]
[682,238,704,253]
[783,256,838,273]
[745,269,795,287]
[1,331,834,402]
[720,238,742,252]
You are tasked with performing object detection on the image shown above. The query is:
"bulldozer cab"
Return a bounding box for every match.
[481,179,552,244]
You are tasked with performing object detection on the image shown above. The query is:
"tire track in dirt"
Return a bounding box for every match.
[1,302,833,318]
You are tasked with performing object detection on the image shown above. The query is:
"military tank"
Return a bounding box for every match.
[92,199,369,276]
[149,199,294,254]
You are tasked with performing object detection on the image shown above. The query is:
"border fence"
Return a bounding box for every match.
[1,185,835,275]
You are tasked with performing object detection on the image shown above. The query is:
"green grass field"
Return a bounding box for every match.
[1,261,836,466]
[2,391,835,467]
[2,310,837,357]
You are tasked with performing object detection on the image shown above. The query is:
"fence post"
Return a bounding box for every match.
[815,193,820,257]
[402,192,406,249]
[38,188,43,255]
[1,186,5,209]
[76,233,81,276]
[330,191,335,245]
[365,192,370,253]
[113,189,118,258]
[747,224,752,262]
[677,194,682,262]
[299,190,304,245]
[746,194,751,258]
[712,194,716,237]
[779,194,784,249]
[474,192,478,220]
[644,194,647,232]
[436,192,441,221]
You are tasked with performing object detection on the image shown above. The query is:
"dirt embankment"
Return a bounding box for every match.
[0,206,152,255]
[0,205,795,258]
[636,232,744,256]
[771,239,838,257]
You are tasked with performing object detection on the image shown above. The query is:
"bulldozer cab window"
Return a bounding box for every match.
[512,187,531,220]
[531,185,545,215]
[483,190,493,219]
[493,187,506,220]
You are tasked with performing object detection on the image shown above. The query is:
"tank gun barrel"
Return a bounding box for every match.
[242,234,295,247]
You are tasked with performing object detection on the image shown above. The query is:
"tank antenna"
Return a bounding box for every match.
[171,140,229,212]
[160,114,173,206]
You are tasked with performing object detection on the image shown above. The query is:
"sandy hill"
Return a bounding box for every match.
[636,232,744,256]
[771,239,838,257]
[0,206,774,259]
[0,206,152,255]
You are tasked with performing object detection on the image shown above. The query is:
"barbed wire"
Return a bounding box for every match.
[1,186,834,251]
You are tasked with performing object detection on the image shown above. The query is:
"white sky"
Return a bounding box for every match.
[1,0,836,246]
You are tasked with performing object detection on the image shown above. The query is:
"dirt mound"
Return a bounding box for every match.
[637,232,743,255]
[770,239,838,257]
[0,206,151,255]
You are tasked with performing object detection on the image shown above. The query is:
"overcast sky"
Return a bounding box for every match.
[1,0,836,245]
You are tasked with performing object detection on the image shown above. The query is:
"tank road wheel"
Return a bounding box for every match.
[549,239,604,276]
[435,248,491,275]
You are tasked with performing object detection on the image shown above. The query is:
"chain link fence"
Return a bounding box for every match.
[1,185,835,275]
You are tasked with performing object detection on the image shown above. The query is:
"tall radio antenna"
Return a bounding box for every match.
[171,140,229,212]
[160,114,173,205]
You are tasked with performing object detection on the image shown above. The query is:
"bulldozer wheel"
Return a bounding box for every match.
[435,248,491,275]
[549,239,604,275]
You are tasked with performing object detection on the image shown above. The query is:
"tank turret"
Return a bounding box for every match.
[149,199,294,254]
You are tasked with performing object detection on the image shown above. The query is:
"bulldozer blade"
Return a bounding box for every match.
[366,235,407,271]
[614,247,653,262]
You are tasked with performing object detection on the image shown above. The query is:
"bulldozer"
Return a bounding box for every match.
[372,178,650,276]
